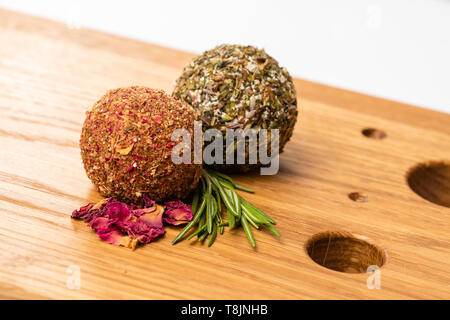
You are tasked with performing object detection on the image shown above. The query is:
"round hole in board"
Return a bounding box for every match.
[305,231,387,274]
[348,192,369,203]
[362,128,387,139]
[407,160,450,208]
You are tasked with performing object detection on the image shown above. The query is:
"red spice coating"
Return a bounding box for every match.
[80,86,202,202]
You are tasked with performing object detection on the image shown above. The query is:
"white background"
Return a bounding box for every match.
[1,0,449,114]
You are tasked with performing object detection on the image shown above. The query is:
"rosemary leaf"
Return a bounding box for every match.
[198,213,206,229]
[218,178,235,191]
[231,188,241,217]
[215,179,238,216]
[241,199,271,224]
[222,188,239,217]
[191,188,200,213]
[207,195,216,233]
[187,225,207,240]
[208,223,218,247]
[264,223,281,237]
[209,169,254,193]
[218,222,229,227]
[241,198,275,224]
[207,169,234,184]
[234,184,254,193]
[241,215,256,248]
[227,208,235,229]
[242,209,260,229]
[216,206,224,234]
[171,197,206,245]
[198,230,208,242]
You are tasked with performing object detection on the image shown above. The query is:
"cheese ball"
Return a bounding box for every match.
[173,44,298,172]
[80,86,202,202]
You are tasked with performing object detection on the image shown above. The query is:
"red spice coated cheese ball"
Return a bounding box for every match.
[80,86,202,202]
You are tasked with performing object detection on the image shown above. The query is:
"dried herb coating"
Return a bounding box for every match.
[173,44,298,172]
[80,86,202,202]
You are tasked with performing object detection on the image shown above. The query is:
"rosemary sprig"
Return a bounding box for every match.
[172,168,280,248]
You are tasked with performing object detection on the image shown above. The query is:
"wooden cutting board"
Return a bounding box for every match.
[0,8,449,300]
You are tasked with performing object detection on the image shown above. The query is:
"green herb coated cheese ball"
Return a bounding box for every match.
[173,44,298,172]
[80,86,202,202]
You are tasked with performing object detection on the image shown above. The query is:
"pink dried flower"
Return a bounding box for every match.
[96,226,125,246]
[71,203,93,219]
[71,197,193,249]
[72,198,164,249]
[131,206,156,217]
[163,200,193,225]
[138,205,165,230]
[143,195,154,208]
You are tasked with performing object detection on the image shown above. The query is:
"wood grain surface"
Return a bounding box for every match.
[0,8,449,299]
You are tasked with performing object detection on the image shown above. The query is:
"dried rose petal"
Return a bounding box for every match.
[71,203,93,219]
[92,198,108,210]
[131,197,157,217]
[96,226,124,245]
[83,208,102,224]
[143,195,154,207]
[132,206,156,217]
[125,220,165,244]
[103,198,132,225]
[135,228,165,244]
[71,197,191,249]
[88,216,111,230]
[138,204,164,229]
[163,200,193,225]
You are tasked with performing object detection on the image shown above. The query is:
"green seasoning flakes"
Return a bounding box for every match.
[173,44,298,172]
